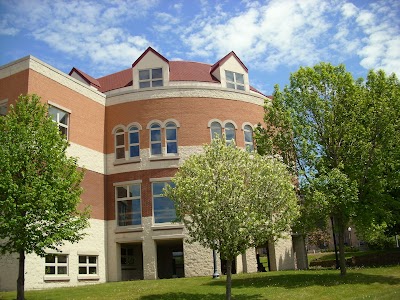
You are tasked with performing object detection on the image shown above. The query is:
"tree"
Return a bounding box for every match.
[256,63,400,275]
[164,136,299,300]
[0,94,90,300]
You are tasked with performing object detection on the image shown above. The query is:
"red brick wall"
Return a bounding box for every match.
[0,69,29,105]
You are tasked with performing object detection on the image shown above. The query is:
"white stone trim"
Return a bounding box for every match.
[77,251,99,256]
[126,122,142,130]
[113,180,142,186]
[0,56,106,105]
[207,119,223,127]
[241,122,256,130]
[152,234,185,240]
[47,100,72,114]
[149,177,172,182]
[163,118,180,127]
[105,85,265,107]
[66,142,105,174]
[222,120,238,129]
[146,119,163,129]
[112,124,126,134]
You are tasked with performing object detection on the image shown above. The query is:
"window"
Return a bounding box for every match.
[165,122,178,154]
[152,182,176,223]
[225,70,245,91]
[116,184,141,226]
[45,254,68,275]
[0,101,7,116]
[150,123,162,155]
[78,255,98,275]
[121,246,135,269]
[225,122,236,145]
[244,125,254,152]
[210,121,222,139]
[49,106,69,138]
[139,68,163,88]
[129,126,140,158]
[115,128,125,159]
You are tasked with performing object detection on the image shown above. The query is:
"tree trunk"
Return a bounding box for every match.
[17,249,25,300]
[225,259,232,300]
[338,223,347,276]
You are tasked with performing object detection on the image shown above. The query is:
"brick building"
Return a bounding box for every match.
[0,47,306,291]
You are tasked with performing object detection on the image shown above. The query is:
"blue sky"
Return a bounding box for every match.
[0,0,399,95]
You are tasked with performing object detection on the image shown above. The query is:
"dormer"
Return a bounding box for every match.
[69,67,101,90]
[132,47,170,90]
[210,52,249,92]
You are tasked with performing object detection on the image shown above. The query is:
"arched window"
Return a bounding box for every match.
[115,128,125,159]
[244,125,254,152]
[225,122,236,145]
[129,126,140,158]
[210,122,222,140]
[150,123,162,155]
[165,122,178,154]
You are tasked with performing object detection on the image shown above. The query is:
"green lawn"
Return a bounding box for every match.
[1,266,400,300]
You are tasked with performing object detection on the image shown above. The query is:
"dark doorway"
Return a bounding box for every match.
[156,239,184,279]
[120,243,143,280]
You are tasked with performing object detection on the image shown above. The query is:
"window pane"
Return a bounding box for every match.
[117,186,128,198]
[167,142,177,154]
[89,267,97,274]
[116,134,125,146]
[139,81,151,88]
[152,68,162,79]
[79,256,86,263]
[151,123,161,128]
[211,122,222,139]
[152,80,163,87]
[225,70,234,82]
[237,84,245,91]
[139,70,150,80]
[58,255,67,263]
[48,107,58,121]
[130,184,140,197]
[46,266,55,274]
[151,129,161,141]
[0,105,7,116]
[79,267,87,274]
[244,126,253,142]
[166,128,176,140]
[45,255,55,263]
[153,182,165,195]
[58,266,67,274]
[226,82,235,89]
[154,196,176,223]
[130,131,139,144]
[116,147,125,159]
[88,256,97,264]
[236,73,244,84]
[59,111,68,125]
[130,145,140,157]
[151,143,162,155]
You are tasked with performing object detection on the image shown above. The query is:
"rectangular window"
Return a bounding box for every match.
[152,182,176,223]
[78,255,98,275]
[0,100,7,116]
[49,106,69,138]
[45,254,68,275]
[139,68,163,88]
[225,70,245,91]
[116,184,142,226]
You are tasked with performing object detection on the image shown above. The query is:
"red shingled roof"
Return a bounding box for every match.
[96,68,132,93]
[69,67,101,89]
[169,61,219,83]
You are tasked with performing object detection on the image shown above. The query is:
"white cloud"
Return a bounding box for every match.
[341,2,358,18]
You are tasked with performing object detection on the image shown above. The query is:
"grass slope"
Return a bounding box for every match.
[1,266,399,300]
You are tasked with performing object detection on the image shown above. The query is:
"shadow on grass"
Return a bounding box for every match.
[206,271,400,289]
[139,292,262,300]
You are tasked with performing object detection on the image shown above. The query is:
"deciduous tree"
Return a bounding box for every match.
[0,94,89,300]
[164,137,299,300]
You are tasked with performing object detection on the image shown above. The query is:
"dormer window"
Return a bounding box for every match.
[225,70,245,91]
[139,68,163,88]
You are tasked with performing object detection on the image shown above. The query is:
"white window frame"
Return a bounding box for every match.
[115,181,142,227]
[243,124,254,152]
[165,122,178,155]
[224,122,236,145]
[128,125,140,158]
[152,180,177,224]
[149,122,162,156]
[44,254,68,276]
[225,70,245,91]
[78,255,98,275]
[48,105,70,139]
[139,68,163,88]
[115,128,126,160]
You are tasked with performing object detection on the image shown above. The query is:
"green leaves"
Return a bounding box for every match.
[164,136,299,261]
[0,94,89,256]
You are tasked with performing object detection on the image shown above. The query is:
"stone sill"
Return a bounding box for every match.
[115,226,144,233]
[43,275,70,282]
[151,224,184,231]
[149,155,180,161]
[78,275,100,281]
[113,157,141,166]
